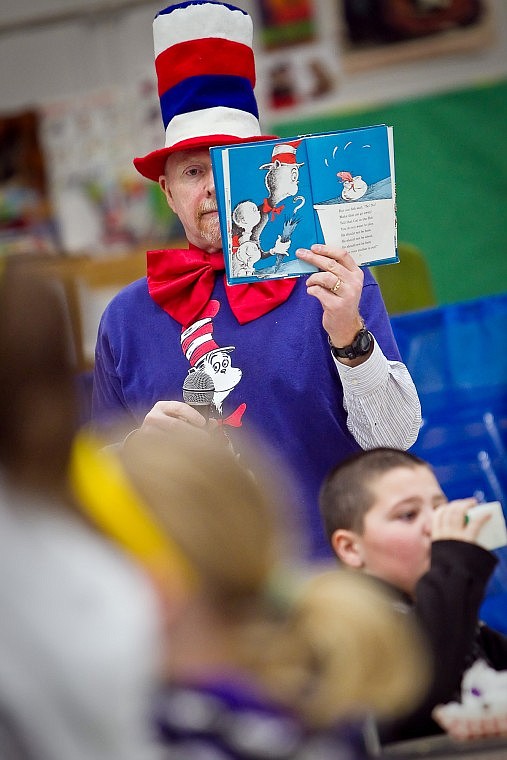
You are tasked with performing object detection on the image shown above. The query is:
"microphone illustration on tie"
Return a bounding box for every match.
[182,369,215,421]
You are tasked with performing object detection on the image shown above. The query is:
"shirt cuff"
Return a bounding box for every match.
[332,338,389,395]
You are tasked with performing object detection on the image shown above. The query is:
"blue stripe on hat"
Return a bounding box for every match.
[155,1,248,19]
[159,74,259,131]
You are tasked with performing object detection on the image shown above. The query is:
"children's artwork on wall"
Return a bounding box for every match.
[262,53,339,113]
[253,0,343,118]
[258,0,317,49]
[39,85,181,255]
[341,0,494,72]
[0,110,57,256]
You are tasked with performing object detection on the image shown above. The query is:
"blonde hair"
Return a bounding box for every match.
[116,427,428,728]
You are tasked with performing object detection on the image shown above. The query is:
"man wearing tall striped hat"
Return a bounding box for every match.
[92,1,421,559]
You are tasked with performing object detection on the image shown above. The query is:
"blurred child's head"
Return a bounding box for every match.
[109,430,428,726]
[0,263,78,493]
[114,426,297,620]
[320,448,448,596]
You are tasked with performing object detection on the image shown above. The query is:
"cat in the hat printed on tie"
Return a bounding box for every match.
[181,301,246,428]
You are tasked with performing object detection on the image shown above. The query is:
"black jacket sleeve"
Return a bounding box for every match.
[415,541,497,703]
[477,620,507,668]
[379,540,498,743]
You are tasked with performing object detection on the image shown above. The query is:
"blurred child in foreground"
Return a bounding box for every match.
[72,424,428,759]
[0,263,162,760]
[319,447,507,744]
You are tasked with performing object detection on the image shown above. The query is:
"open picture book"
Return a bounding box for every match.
[210,123,398,285]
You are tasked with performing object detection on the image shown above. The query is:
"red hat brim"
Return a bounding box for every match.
[134,133,278,182]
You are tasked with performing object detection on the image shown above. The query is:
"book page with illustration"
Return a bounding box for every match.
[210,124,398,285]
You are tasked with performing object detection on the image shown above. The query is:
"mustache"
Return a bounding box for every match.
[198,201,218,217]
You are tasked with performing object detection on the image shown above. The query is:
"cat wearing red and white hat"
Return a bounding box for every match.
[92,1,421,560]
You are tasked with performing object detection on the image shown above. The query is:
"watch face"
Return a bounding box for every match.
[357,329,372,354]
[330,329,372,359]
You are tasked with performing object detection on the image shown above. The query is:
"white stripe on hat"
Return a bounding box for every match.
[181,316,210,341]
[153,3,252,58]
[164,106,261,148]
[183,332,214,362]
[272,144,297,160]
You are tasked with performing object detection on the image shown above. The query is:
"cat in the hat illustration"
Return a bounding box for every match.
[181,301,244,424]
[231,140,305,274]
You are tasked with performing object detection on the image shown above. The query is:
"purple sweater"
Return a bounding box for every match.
[93,269,400,558]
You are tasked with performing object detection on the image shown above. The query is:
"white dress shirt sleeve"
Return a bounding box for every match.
[334,338,422,450]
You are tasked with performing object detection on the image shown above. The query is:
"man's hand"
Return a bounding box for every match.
[139,400,211,435]
[432,498,491,544]
[123,400,231,452]
[296,244,365,354]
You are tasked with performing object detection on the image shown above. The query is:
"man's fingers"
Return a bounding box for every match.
[142,400,208,431]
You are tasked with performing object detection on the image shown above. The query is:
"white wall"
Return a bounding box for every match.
[0,1,160,112]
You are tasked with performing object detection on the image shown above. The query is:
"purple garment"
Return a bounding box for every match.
[153,676,368,760]
[92,270,400,558]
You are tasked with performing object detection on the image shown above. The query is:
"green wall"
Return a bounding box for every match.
[271,78,507,306]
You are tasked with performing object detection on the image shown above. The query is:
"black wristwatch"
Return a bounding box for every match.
[328,328,373,360]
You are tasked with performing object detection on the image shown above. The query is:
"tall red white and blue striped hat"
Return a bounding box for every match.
[134,1,274,182]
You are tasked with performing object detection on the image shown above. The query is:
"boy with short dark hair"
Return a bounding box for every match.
[319,447,507,743]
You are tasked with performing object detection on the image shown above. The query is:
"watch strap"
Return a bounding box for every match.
[328,328,373,360]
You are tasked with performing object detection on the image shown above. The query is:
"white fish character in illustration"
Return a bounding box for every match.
[337,170,367,201]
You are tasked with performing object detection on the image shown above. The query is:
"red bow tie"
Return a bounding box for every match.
[261,198,284,221]
[147,245,297,327]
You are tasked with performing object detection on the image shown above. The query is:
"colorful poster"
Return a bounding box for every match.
[258,0,317,48]
[39,85,181,255]
[341,0,493,72]
[0,110,57,256]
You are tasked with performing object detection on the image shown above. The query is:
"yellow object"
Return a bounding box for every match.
[69,430,198,590]
[371,241,437,315]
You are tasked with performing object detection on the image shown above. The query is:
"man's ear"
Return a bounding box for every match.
[331,529,364,569]
[159,175,176,213]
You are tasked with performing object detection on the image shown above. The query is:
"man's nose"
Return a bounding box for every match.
[205,168,215,195]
